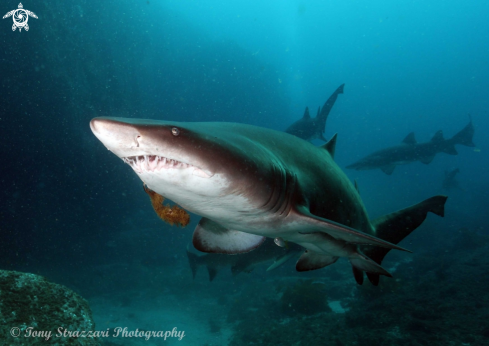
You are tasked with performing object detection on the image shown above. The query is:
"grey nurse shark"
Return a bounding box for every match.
[186,238,302,281]
[347,119,475,175]
[285,84,344,142]
[91,117,447,285]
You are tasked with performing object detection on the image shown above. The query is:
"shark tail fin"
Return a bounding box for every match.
[186,245,201,280]
[359,195,448,285]
[450,118,475,148]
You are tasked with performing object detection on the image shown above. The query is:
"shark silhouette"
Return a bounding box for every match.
[91,117,447,285]
[347,119,475,175]
[186,239,302,281]
[285,84,344,141]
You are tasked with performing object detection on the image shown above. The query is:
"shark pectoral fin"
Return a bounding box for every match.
[296,250,339,272]
[419,155,435,164]
[192,218,266,254]
[295,206,410,252]
[266,250,301,272]
[381,165,396,175]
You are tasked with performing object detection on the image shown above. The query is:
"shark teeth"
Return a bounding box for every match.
[122,155,210,178]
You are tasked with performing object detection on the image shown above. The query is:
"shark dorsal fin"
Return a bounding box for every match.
[316,107,320,118]
[321,133,337,158]
[402,132,416,145]
[354,180,360,194]
[431,130,444,142]
[303,107,310,119]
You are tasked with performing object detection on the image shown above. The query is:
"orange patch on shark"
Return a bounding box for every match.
[143,184,190,227]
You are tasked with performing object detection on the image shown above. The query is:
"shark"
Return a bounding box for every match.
[442,168,460,190]
[90,117,447,285]
[186,238,302,281]
[346,119,475,175]
[285,84,344,141]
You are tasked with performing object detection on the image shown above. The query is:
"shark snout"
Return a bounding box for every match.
[90,117,142,156]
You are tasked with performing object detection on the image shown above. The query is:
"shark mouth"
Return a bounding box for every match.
[122,155,211,178]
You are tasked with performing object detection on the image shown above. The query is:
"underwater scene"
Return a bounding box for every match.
[1,0,488,345]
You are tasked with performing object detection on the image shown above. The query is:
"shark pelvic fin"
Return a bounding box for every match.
[381,165,396,175]
[192,218,266,254]
[320,133,337,159]
[296,250,338,271]
[295,205,411,252]
[402,132,417,145]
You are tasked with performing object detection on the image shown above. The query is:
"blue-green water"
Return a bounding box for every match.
[1,1,488,345]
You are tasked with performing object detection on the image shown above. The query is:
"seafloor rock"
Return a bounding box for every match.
[0,270,100,345]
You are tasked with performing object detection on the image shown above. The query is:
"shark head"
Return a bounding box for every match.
[90,117,277,221]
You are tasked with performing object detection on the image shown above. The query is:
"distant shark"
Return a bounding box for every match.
[347,119,475,175]
[91,117,447,285]
[186,239,302,281]
[285,84,344,141]
[442,168,460,190]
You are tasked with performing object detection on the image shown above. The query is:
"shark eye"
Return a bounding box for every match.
[171,127,180,136]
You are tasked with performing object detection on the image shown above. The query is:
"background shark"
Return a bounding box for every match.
[285,84,344,141]
[347,119,475,175]
[90,117,447,285]
[442,168,461,190]
[186,238,302,281]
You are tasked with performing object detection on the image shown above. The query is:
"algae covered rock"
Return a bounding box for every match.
[0,270,100,345]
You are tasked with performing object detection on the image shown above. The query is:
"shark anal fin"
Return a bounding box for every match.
[366,272,380,286]
[295,205,410,252]
[381,165,396,175]
[402,132,417,145]
[192,217,265,254]
[443,145,458,155]
[350,253,392,277]
[419,155,435,164]
[296,251,338,272]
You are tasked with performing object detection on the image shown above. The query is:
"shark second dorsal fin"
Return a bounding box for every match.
[431,130,444,142]
[303,107,310,119]
[192,217,266,254]
[402,132,416,145]
[354,180,360,194]
[316,106,320,118]
[320,133,337,158]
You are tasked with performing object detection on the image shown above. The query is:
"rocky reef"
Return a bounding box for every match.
[0,270,100,345]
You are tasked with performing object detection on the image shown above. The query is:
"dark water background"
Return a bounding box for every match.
[1,1,488,345]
